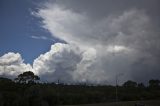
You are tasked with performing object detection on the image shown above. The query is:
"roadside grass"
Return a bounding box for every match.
[60,100,160,106]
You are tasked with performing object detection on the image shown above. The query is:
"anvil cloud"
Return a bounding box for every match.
[1,0,160,84]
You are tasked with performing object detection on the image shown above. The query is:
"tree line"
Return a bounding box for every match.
[0,71,160,106]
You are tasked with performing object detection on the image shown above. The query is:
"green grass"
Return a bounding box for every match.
[60,100,160,106]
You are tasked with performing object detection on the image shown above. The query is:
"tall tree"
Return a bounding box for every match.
[123,80,137,88]
[149,79,160,88]
[15,71,40,83]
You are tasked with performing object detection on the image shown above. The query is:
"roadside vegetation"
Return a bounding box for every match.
[0,71,160,106]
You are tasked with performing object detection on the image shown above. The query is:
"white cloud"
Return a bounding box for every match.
[30,35,55,41]
[34,2,160,84]
[31,35,48,40]
[33,43,82,83]
[32,43,108,84]
[0,52,32,78]
[1,1,160,85]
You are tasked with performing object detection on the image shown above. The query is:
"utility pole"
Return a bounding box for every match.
[3,64,6,76]
[115,75,118,104]
[115,73,123,105]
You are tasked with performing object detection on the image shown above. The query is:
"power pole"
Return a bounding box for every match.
[115,75,118,104]
[3,65,6,76]
[115,73,123,104]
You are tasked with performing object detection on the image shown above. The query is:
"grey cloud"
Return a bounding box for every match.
[33,43,83,83]
[55,0,160,23]
[2,0,160,84]
[35,0,160,84]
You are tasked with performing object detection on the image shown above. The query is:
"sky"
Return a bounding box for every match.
[0,0,160,85]
[0,0,62,64]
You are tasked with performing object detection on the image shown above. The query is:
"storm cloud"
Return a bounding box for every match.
[35,0,160,84]
[1,0,160,85]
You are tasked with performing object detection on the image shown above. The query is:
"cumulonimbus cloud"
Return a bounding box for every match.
[34,1,160,84]
[33,43,83,83]
[1,1,160,85]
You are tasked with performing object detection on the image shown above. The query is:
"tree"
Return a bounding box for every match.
[15,71,40,84]
[149,79,160,88]
[0,77,13,87]
[137,83,145,88]
[123,80,137,88]
[0,77,12,83]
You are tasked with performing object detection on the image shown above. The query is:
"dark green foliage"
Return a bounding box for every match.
[137,83,145,88]
[0,75,160,106]
[149,79,160,88]
[14,71,40,84]
[123,80,137,88]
